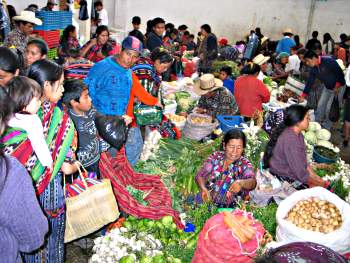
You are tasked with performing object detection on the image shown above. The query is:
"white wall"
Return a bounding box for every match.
[113,0,350,44]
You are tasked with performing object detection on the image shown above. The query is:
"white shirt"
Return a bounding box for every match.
[346,66,350,87]
[285,54,301,74]
[258,71,267,81]
[8,114,53,167]
[98,9,108,26]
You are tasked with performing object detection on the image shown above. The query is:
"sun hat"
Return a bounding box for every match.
[121,36,143,53]
[283,28,293,35]
[193,74,223,96]
[253,54,270,65]
[261,36,269,45]
[13,11,42,25]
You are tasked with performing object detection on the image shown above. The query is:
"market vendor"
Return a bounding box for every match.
[195,129,257,208]
[194,73,238,118]
[80,25,116,62]
[271,52,289,82]
[263,105,329,189]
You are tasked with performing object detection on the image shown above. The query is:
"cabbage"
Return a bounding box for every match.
[165,93,176,100]
[317,140,334,149]
[316,129,331,141]
[304,131,317,145]
[271,81,278,88]
[308,122,321,132]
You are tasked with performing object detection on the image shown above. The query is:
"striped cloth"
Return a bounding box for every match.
[99,148,184,229]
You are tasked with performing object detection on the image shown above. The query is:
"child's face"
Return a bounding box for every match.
[25,96,41,114]
[76,89,92,112]
[133,23,140,30]
[219,71,228,81]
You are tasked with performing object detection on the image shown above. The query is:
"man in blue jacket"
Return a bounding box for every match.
[302,50,345,130]
[276,28,296,55]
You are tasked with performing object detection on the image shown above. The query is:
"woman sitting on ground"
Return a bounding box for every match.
[58,25,80,58]
[80,25,116,62]
[271,52,289,82]
[195,129,257,208]
[263,105,329,189]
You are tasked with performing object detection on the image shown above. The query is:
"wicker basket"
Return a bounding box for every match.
[64,165,119,243]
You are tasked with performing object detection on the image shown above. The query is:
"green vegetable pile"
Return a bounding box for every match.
[212,60,240,77]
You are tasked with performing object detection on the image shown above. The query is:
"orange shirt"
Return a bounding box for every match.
[127,72,158,126]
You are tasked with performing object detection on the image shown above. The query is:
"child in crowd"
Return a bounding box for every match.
[62,79,109,175]
[7,76,53,170]
[219,66,235,94]
[186,34,197,51]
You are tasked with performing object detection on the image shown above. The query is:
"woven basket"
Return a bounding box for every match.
[64,164,119,243]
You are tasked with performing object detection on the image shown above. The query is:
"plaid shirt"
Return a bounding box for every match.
[198,87,238,118]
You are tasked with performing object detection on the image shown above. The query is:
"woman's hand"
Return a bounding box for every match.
[229,181,241,193]
[122,115,133,126]
[155,101,164,109]
[61,161,79,175]
[201,187,211,202]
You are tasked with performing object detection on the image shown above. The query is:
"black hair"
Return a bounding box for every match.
[7,76,42,113]
[96,25,109,37]
[62,79,86,107]
[15,20,33,27]
[197,32,202,37]
[220,66,232,76]
[313,42,322,51]
[323,33,333,44]
[188,34,195,39]
[61,25,76,43]
[296,48,307,56]
[222,129,246,149]
[283,32,293,37]
[263,105,309,168]
[294,35,301,46]
[184,31,190,36]
[28,4,38,9]
[0,88,14,140]
[152,17,165,27]
[94,1,103,7]
[303,49,318,60]
[27,38,48,56]
[169,28,178,36]
[240,62,261,75]
[178,24,188,31]
[150,47,173,64]
[165,23,175,31]
[6,5,16,20]
[312,31,318,38]
[146,20,153,34]
[0,47,19,74]
[340,33,347,42]
[132,16,141,25]
[27,59,63,88]
[200,24,211,34]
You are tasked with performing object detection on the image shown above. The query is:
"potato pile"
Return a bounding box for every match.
[191,116,212,124]
[285,197,342,234]
[165,114,186,123]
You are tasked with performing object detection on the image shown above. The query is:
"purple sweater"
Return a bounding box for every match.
[269,128,309,184]
[0,156,48,263]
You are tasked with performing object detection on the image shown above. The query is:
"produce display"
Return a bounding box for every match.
[285,198,342,233]
[276,89,300,103]
[165,114,186,123]
[314,145,338,160]
[190,116,212,125]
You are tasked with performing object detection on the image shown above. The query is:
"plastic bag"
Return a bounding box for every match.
[276,187,350,254]
[192,209,266,263]
[133,104,163,126]
[94,114,128,150]
[329,96,340,122]
[182,113,218,141]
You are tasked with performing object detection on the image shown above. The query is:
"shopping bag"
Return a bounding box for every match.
[64,163,119,243]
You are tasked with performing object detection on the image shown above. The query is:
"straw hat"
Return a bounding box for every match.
[193,74,223,96]
[283,28,293,35]
[253,54,270,65]
[261,36,269,45]
[13,11,42,25]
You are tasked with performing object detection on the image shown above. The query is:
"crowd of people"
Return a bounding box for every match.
[0,2,349,263]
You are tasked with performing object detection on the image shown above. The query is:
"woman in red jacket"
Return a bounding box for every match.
[234,62,270,118]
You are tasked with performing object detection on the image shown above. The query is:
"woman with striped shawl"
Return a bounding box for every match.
[1,59,77,263]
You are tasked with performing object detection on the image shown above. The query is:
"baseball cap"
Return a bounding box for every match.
[121,36,143,53]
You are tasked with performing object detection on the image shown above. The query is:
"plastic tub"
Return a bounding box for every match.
[313,146,339,164]
[216,115,245,133]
